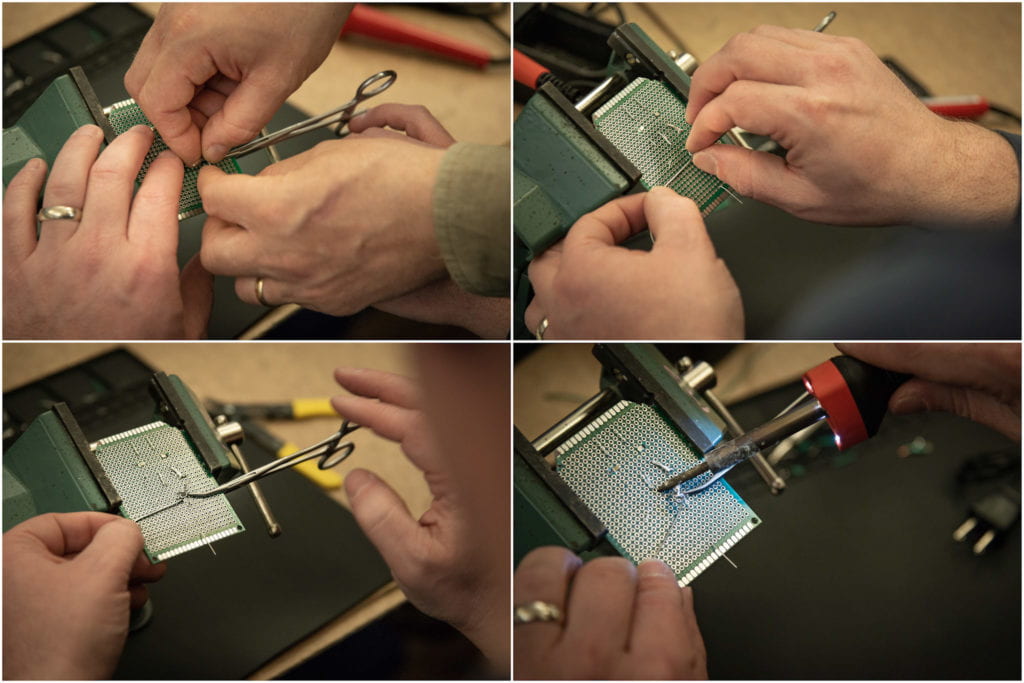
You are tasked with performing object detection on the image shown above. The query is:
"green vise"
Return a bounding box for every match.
[3,372,239,532]
[3,66,116,189]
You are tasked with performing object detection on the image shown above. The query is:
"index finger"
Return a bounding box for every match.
[564,193,650,252]
[333,368,421,410]
[136,51,216,165]
[329,394,419,446]
[835,343,1021,398]
[686,32,809,124]
[349,104,457,148]
[197,164,286,229]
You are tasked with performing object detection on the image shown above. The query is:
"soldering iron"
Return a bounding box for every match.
[658,356,910,491]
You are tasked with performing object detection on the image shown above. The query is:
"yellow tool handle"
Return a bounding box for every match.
[290,398,337,419]
[277,442,343,489]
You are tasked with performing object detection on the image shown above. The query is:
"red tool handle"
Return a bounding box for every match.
[514,49,549,89]
[921,95,990,120]
[803,356,910,450]
[340,4,492,69]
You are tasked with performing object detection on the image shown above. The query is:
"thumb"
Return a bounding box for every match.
[75,518,145,587]
[691,145,797,207]
[201,73,292,162]
[345,469,423,577]
[644,187,714,255]
[890,380,1022,442]
[180,254,214,339]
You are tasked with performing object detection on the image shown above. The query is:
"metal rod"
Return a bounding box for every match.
[658,399,827,491]
[532,389,617,455]
[229,443,282,537]
[741,399,828,452]
[574,76,618,114]
[813,11,837,33]
[260,126,281,164]
[704,388,786,494]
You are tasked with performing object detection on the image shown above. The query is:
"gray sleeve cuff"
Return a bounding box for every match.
[433,142,510,297]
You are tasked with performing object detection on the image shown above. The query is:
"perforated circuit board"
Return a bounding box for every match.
[94,421,243,562]
[592,77,736,216]
[105,99,241,220]
[556,401,759,585]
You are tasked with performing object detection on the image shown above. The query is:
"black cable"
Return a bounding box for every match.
[477,15,510,66]
[988,104,1022,124]
[956,448,1020,487]
[584,3,626,25]
[478,14,509,42]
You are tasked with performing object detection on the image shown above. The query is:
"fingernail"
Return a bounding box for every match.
[130,124,153,135]
[204,144,226,162]
[889,393,913,414]
[638,559,675,578]
[26,157,44,171]
[75,124,102,139]
[345,469,376,496]
[692,151,716,175]
[157,150,178,161]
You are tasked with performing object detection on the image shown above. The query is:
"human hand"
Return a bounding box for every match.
[125,2,351,165]
[332,357,508,669]
[524,187,743,339]
[3,513,167,680]
[685,26,1019,229]
[836,343,1021,441]
[199,104,455,316]
[514,547,707,679]
[3,124,213,339]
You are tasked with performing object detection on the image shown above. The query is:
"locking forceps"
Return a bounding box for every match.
[184,420,360,499]
[222,70,397,160]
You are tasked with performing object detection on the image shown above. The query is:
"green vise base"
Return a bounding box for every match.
[513,429,619,565]
[513,83,639,261]
[3,74,101,188]
[3,404,120,531]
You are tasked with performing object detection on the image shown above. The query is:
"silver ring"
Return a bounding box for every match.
[514,600,562,625]
[37,205,82,222]
[535,317,549,340]
[255,277,271,307]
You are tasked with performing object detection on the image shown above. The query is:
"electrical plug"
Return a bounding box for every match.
[952,486,1021,555]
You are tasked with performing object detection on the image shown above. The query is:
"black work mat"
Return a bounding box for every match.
[692,382,1021,679]
[3,349,393,679]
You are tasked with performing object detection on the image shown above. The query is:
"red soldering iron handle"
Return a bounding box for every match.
[340,4,492,69]
[802,356,911,450]
[513,49,550,89]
